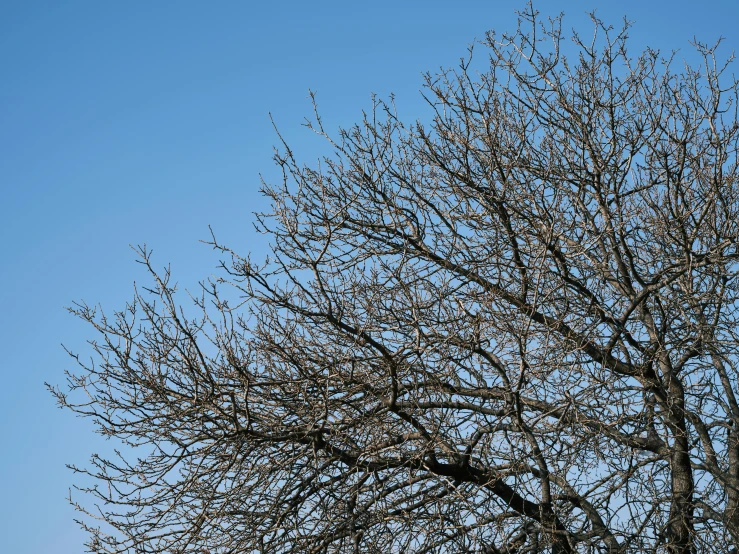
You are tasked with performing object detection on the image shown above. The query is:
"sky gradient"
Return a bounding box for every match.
[2,1,739,552]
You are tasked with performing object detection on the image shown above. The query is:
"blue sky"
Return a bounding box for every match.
[2,1,739,552]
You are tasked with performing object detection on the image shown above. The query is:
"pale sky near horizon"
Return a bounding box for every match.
[2,1,739,552]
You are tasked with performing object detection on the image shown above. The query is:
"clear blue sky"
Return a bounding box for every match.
[2,1,738,552]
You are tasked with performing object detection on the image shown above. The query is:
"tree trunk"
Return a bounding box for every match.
[726,429,739,538]
[668,446,695,553]
[665,378,695,554]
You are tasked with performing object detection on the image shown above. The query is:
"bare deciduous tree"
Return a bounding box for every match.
[52,6,739,553]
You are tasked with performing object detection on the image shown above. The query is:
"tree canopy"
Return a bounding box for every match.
[53,6,739,553]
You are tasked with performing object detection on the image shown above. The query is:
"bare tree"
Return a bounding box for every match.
[52,6,739,553]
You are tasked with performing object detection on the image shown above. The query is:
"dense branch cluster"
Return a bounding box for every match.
[53,7,739,553]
